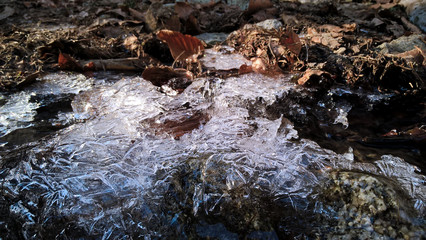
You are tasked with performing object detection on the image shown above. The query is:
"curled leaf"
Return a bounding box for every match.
[157,29,204,61]
[58,52,83,72]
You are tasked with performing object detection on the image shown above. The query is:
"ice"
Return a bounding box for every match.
[0,91,38,138]
[201,47,252,70]
[0,72,98,144]
[375,155,426,209]
[1,71,425,238]
[333,104,351,129]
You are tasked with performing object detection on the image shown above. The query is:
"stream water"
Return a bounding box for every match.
[0,49,425,239]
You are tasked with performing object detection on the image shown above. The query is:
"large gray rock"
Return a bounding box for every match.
[377,34,426,54]
[396,0,426,32]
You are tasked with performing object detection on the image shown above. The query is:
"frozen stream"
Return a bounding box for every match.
[0,50,425,239]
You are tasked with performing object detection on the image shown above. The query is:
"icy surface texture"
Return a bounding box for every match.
[0,91,39,139]
[0,73,94,144]
[200,46,252,70]
[1,73,425,238]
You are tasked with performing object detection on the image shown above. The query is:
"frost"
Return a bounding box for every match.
[0,72,97,143]
[2,72,425,238]
[0,91,38,138]
[201,47,252,70]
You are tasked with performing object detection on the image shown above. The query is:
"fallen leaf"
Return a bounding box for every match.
[280,28,302,55]
[162,15,181,32]
[297,69,333,86]
[58,52,83,72]
[83,62,95,71]
[129,8,145,21]
[175,2,194,20]
[142,66,193,87]
[239,64,253,75]
[371,18,385,27]
[247,0,273,15]
[146,110,210,139]
[157,29,204,62]
[342,23,357,32]
[307,27,342,50]
[251,57,267,73]
[123,35,139,51]
[107,8,128,19]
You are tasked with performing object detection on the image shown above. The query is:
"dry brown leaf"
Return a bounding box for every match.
[252,8,278,22]
[162,15,181,32]
[307,27,342,50]
[251,57,267,73]
[297,69,332,86]
[58,52,83,72]
[146,110,210,139]
[107,8,129,19]
[157,30,204,62]
[129,8,145,21]
[247,0,273,15]
[280,28,302,55]
[175,2,194,20]
[123,35,139,51]
[342,23,357,32]
[239,64,253,75]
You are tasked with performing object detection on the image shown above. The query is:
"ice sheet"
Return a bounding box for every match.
[2,72,425,238]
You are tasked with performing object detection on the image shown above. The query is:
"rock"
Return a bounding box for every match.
[196,32,229,45]
[255,19,283,30]
[377,34,426,54]
[399,0,426,32]
[0,6,14,21]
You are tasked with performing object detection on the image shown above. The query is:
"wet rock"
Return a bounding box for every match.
[195,222,238,239]
[318,171,425,239]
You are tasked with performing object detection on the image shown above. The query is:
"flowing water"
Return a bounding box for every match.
[0,50,425,239]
